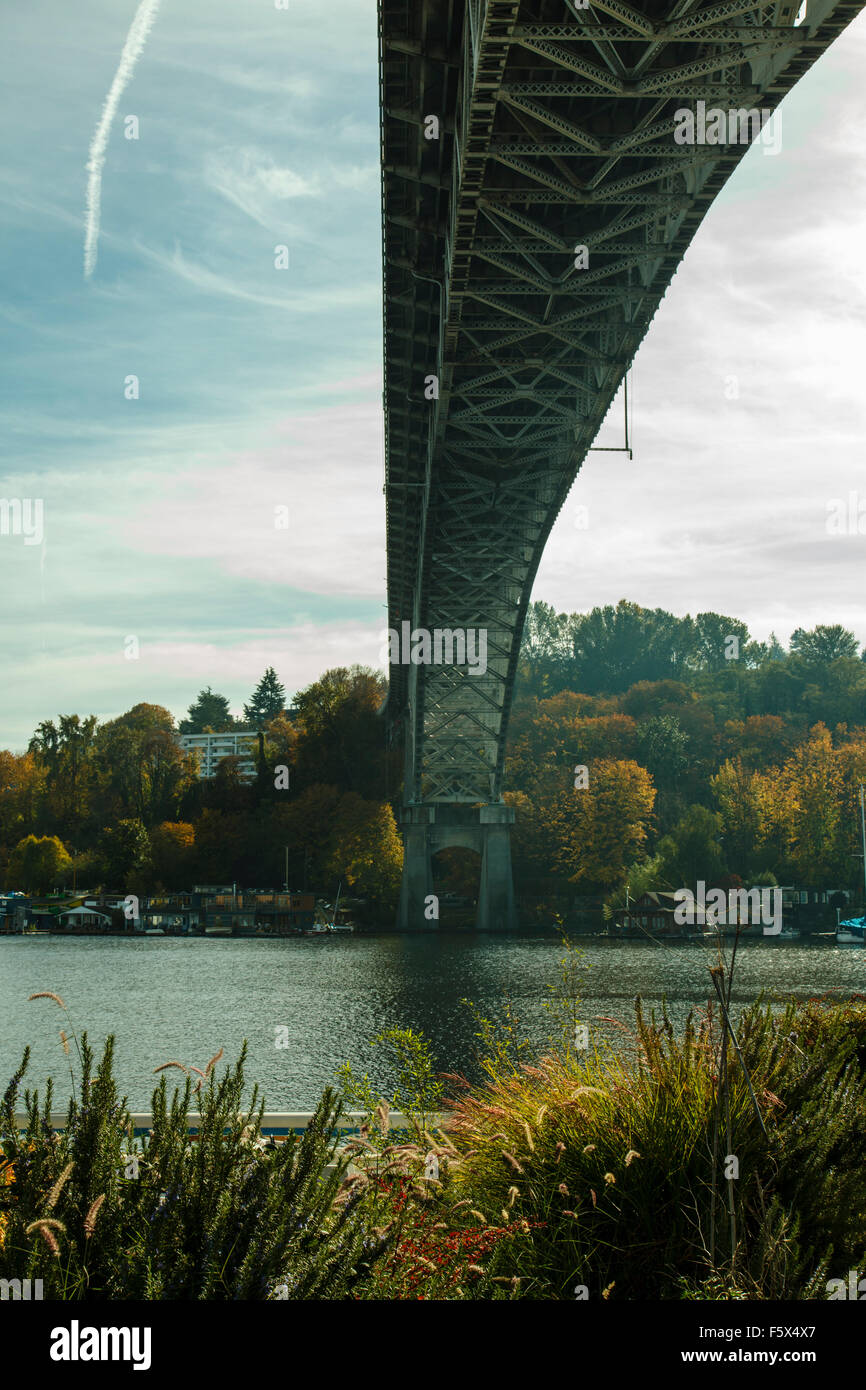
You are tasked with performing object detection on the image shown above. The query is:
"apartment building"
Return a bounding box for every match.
[178,731,259,781]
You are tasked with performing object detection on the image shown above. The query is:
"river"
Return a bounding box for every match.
[1,934,863,1110]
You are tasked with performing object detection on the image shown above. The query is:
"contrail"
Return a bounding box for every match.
[83,0,162,279]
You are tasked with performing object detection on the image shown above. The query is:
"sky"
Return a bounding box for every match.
[1,0,865,751]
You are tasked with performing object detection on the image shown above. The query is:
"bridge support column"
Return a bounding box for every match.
[477,804,518,932]
[396,803,518,931]
[396,805,434,931]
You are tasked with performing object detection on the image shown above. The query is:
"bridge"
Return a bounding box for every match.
[379,0,863,930]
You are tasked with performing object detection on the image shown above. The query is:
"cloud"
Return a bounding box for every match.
[204,147,321,229]
[129,239,380,313]
[83,0,163,279]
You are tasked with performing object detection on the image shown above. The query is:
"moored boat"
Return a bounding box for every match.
[836,914,865,945]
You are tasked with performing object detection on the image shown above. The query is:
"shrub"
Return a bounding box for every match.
[0,998,390,1299]
[434,996,866,1300]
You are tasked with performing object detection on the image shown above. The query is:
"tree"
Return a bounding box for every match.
[691,612,751,674]
[292,667,391,797]
[205,756,254,814]
[755,724,847,887]
[711,758,764,876]
[262,784,344,889]
[656,805,724,888]
[327,794,403,907]
[179,688,235,734]
[568,601,696,694]
[97,819,151,890]
[28,715,98,831]
[0,751,45,846]
[516,601,572,698]
[790,625,859,667]
[635,714,689,789]
[7,834,72,894]
[261,713,299,790]
[93,705,193,828]
[150,822,195,889]
[546,758,656,890]
[243,668,286,728]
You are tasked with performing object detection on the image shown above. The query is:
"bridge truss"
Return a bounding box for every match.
[380,0,863,817]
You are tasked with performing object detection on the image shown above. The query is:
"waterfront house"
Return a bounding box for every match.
[194,889,316,935]
[250,891,315,934]
[141,893,200,934]
[0,893,31,932]
[56,905,113,933]
[611,891,704,939]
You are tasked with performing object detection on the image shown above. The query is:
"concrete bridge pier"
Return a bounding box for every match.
[476,803,518,933]
[396,803,518,931]
[396,804,435,931]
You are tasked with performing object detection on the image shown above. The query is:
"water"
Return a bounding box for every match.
[0,935,862,1110]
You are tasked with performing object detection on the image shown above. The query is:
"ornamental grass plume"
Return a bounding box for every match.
[434,995,866,1300]
[26,1218,65,1257]
[46,1163,74,1211]
[29,991,83,1097]
[83,1193,105,1238]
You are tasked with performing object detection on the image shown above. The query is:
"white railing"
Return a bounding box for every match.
[13,1111,445,1136]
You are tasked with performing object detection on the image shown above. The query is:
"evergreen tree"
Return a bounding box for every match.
[179,688,235,734]
[243,668,286,728]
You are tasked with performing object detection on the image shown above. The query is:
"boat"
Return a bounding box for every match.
[836,914,865,945]
[331,884,355,933]
[836,783,866,944]
[306,883,354,934]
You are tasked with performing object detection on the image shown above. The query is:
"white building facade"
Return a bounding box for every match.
[178,732,258,781]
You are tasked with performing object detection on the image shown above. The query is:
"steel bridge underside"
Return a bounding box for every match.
[379,0,863,923]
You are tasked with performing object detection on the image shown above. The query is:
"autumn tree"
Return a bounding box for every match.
[711,757,764,876]
[755,724,847,887]
[150,821,196,889]
[7,834,72,894]
[0,751,45,847]
[327,793,402,907]
[547,758,656,891]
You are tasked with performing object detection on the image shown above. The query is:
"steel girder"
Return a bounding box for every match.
[380,0,864,806]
